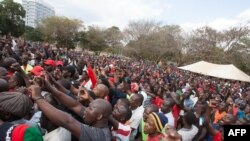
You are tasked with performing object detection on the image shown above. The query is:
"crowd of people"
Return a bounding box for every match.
[0,35,250,141]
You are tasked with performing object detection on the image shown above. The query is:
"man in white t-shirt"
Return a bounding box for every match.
[160,99,175,127]
[110,98,132,141]
[128,94,144,140]
[178,112,198,141]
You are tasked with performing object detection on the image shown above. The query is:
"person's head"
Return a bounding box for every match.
[157,87,164,98]
[29,66,44,79]
[144,112,168,135]
[194,101,208,115]
[43,59,56,72]
[235,118,248,125]
[218,102,226,112]
[0,67,8,81]
[21,54,29,65]
[57,79,71,90]
[130,94,144,110]
[0,78,9,92]
[62,65,76,79]
[115,98,130,108]
[81,71,89,81]
[161,98,174,114]
[92,84,109,99]
[219,114,236,125]
[143,104,159,122]
[56,61,64,68]
[83,99,112,126]
[238,102,246,111]
[0,92,32,121]
[98,77,111,89]
[117,82,125,93]
[8,72,26,89]
[181,111,196,126]
[2,57,17,70]
[183,92,191,99]
[162,128,182,141]
[112,104,132,123]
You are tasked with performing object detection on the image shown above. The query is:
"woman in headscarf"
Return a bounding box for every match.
[0,92,43,141]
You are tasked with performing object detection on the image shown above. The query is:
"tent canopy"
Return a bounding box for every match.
[178,61,250,82]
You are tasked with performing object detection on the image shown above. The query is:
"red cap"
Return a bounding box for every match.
[44,59,56,67]
[56,61,64,66]
[131,83,139,93]
[109,77,115,84]
[198,87,203,93]
[30,66,44,76]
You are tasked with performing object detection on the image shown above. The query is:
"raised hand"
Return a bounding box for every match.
[28,85,42,100]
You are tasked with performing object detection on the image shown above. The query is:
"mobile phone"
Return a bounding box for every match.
[199,117,204,126]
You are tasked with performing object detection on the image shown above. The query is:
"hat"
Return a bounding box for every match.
[131,83,139,93]
[44,59,56,67]
[30,66,44,76]
[2,124,43,141]
[149,112,168,132]
[56,61,64,66]
[109,77,115,84]
[197,87,203,93]
[0,92,32,118]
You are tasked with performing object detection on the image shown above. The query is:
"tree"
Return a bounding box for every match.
[221,24,250,52]
[83,26,107,52]
[104,26,123,48]
[123,20,160,42]
[104,26,124,55]
[0,0,26,37]
[24,26,43,42]
[183,26,225,63]
[124,23,183,61]
[38,16,83,49]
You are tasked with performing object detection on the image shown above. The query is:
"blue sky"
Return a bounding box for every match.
[15,0,250,31]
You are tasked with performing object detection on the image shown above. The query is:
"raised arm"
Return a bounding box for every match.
[37,77,85,117]
[204,104,218,136]
[30,85,81,138]
[108,115,119,130]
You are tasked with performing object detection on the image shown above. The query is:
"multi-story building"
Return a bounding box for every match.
[22,0,55,27]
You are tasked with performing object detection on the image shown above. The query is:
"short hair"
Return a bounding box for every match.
[99,77,110,88]
[63,65,76,77]
[184,111,196,125]
[136,94,144,106]
[57,79,71,90]
[123,105,132,121]
[117,98,130,107]
[145,104,159,113]
[14,72,26,87]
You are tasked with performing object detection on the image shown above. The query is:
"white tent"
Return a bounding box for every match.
[178,61,250,82]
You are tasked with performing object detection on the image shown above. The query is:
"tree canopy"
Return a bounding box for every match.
[38,16,83,49]
[0,0,26,37]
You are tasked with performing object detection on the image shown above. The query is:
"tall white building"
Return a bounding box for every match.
[22,0,55,27]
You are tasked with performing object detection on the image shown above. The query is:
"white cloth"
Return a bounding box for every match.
[28,53,35,66]
[43,127,71,141]
[178,125,198,141]
[129,106,144,129]
[112,123,131,141]
[83,79,92,90]
[30,111,42,125]
[138,91,147,106]
[163,111,175,127]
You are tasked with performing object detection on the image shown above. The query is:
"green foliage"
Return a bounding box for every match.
[81,26,107,52]
[0,0,26,37]
[24,26,43,42]
[38,16,83,49]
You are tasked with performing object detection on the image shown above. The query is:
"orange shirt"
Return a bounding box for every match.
[214,110,226,124]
